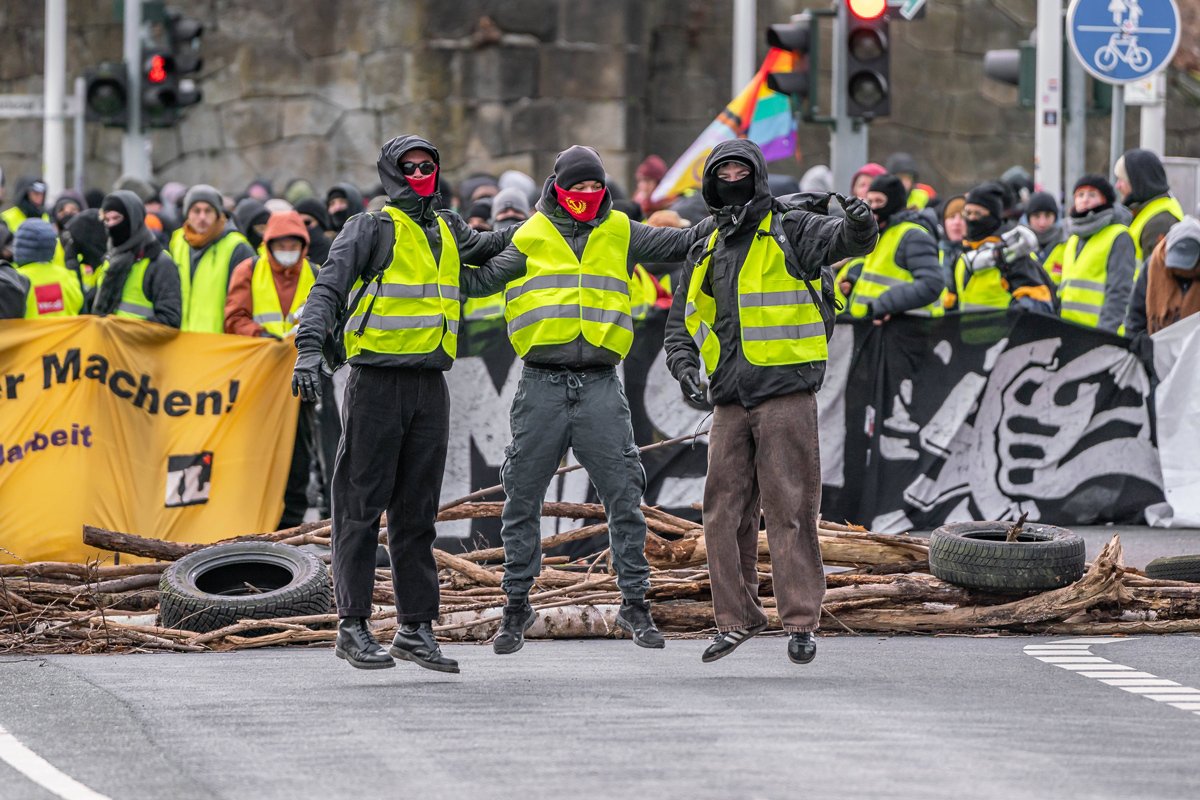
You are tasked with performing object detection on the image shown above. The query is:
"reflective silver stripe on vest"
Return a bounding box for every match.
[506,274,628,302]
[692,320,712,350]
[364,282,459,301]
[506,304,634,336]
[904,308,936,318]
[1060,278,1105,293]
[118,301,153,317]
[446,317,460,334]
[1060,300,1101,314]
[345,313,445,331]
[739,288,814,307]
[857,273,907,288]
[253,312,284,324]
[741,322,826,341]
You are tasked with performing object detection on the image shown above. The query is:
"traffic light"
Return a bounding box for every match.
[983,43,1035,108]
[845,0,891,119]
[139,9,204,128]
[766,16,814,110]
[83,62,129,128]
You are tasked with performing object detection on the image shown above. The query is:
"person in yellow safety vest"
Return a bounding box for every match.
[938,195,966,272]
[1025,191,1067,285]
[833,257,863,313]
[479,144,703,655]
[1059,175,1136,334]
[641,208,693,299]
[1117,149,1186,335]
[950,182,1054,313]
[461,187,531,322]
[92,191,182,326]
[1,176,68,268]
[232,197,271,256]
[13,219,82,318]
[848,174,946,321]
[169,184,255,333]
[291,134,515,672]
[225,210,317,529]
[665,139,877,666]
[884,152,936,210]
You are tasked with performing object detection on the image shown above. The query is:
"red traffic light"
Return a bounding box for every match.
[147,54,168,84]
[848,0,886,21]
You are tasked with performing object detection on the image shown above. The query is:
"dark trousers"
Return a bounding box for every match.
[315,370,341,516]
[279,401,316,529]
[704,390,825,633]
[331,365,448,621]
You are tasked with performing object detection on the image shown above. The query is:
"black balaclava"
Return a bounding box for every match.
[964,183,1005,241]
[713,158,756,208]
[19,179,45,218]
[868,174,908,227]
[1069,174,1116,218]
[101,194,133,247]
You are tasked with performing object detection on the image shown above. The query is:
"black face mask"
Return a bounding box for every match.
[966,215,1001,241]
[19,195,43,218]
[106,217,133,248]
[715,175,755,208]
[329,208,351,230]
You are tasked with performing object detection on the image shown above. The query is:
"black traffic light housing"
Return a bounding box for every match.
[845,4,891,119]
[766,19,813,103]
[84,61,129,128]
[139,8,204,128]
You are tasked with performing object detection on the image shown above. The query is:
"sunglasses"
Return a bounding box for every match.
[401,161,437,176]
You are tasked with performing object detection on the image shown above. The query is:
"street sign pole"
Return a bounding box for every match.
[732,0,756,98]
[43,0,67,201]
[1110,84,1126,174]
[1034,0,1063,201]
[122,0,151,179]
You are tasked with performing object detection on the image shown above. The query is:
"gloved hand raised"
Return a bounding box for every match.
[835,193,873,226]
[291,349,323,402]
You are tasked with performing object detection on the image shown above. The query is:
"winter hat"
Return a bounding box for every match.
[940,195,966,224]
[183,184,224,217]
[553,145,606,189]
[869,174,908,219]
[113,174,156,203]
[1026,191,1059,219]
[1073,174,1116,206]
[13,219,58,265]
[283,179,316,206]
[1165,217,1200,270]
[466,197,493,221]
[800,165,834,194]
[160,181,187,209]
[885,152,919,179]
[490,187,530,222]
[498,170,538,203]
[965,182,1006,220]
[294,198,332,231]
[264,198,293,214]
[459,174,499,204]
[635,155,668,183]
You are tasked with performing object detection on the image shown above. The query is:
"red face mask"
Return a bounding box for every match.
[554,184,605,222]
[405,168,438,197]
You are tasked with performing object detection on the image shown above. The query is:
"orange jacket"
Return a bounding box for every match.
[224,211,311,337]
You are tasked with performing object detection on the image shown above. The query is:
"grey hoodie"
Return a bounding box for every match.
[1063,205,1136,333]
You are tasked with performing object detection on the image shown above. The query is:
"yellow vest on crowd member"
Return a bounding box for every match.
[685,211,827,375]
[2,206,67,267]
[1059,225,1129,331]
[343,206,460,362]
[462,291,506,321]
[17,260,84,318]
[1129,196,1184,264]
[250,256,316,337]
[629,264,660,321]
[94,257,155,320]
[907,187,932,210]
[848,222,945,318]
[835,257,863,312]
[506,211,634,359]
[169,227,252,333]
[1043,241,1067,285]
[953,249,1011,312]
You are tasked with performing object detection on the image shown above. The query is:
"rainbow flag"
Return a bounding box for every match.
[651,48,798,204]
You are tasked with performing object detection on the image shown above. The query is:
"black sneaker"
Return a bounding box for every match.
[492,604,536,655]
[701,622,768,663]
[615,599,665,649]
[390,622,459,674]
[334,617,395,670]
[788,632,817,664]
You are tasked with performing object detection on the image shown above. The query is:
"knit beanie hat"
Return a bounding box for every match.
[553,145,606,189]
[869,174,908,219]
[965,182,1006,220]
[13,219,58,265]
[1073,174,1117,206]
[1025,191,1059,219]
[183,183,224,217]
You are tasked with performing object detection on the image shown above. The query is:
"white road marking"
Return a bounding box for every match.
[1025,638,1200,718]
[0,724,111,800]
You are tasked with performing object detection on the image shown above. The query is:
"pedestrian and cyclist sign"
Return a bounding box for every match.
[1067,0,1181,84]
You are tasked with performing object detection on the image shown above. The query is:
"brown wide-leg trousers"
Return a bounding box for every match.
[703,389,825,633]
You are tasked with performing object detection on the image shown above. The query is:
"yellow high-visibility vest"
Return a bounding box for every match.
[1059,224,1129,331]
[250,256,316,336]
[1129,196,1183,263]
[17,260,83,318]
[94,257,154,320]
[954,250,1011,312]
[629,264,660,321]
[170,228,251,333]
[848,222,945,318]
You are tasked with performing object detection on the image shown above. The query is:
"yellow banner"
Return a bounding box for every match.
[0,317,300,563]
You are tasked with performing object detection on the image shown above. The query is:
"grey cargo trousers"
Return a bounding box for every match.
[500,364,651,602]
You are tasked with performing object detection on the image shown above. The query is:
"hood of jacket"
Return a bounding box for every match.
[232,198,268,235]
[105,189,154,257]
[11,175,44,218]
[64,210,109,267]
[262,210,310,273]
[378,135,439,222]
[1122,148,1171,206]
[700,139,773,237]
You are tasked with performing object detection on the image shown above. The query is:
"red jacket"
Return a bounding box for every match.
[224,211,311,336]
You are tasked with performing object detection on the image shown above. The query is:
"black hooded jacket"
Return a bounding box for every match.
[326,182,365,231]
[664,139,877,408]
[10,176,46,220]
[91,189,182,327]
[295,134,514,370]
[1122,149,1179,263]
[477,168,702,367]
[0,260,29,319]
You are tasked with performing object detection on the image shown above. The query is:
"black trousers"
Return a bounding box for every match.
[331,365,449,622]
[279,401,316,530]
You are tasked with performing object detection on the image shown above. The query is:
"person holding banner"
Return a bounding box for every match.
[92,191,182,327]
[664,139,877,665]
[292,134,514,673]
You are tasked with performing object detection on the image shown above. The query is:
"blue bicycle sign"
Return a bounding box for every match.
[1067,0,1180,84]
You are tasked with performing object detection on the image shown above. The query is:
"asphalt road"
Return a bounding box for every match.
[2,634,1199,800]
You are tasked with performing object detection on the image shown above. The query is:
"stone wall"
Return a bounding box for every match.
[0,0,1196,200]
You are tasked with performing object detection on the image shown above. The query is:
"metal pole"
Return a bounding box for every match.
[1139,73,1166,155]
[1064,52,1086,196]
[73,76,86,194]
[829,2,867,193]
[42,0,67,201]
[732,0,756,96]
[1110,84,1125,175]
[122,0,150,179]
[1033,0,1063,200]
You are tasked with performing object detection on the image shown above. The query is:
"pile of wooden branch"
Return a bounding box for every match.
[4,502,1200,655]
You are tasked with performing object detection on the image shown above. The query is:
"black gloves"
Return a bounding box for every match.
[678,365,709,409]
[291,349,323,402]
[837,193,873,226]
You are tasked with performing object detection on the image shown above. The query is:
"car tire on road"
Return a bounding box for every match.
[1145,555,1200,584]
[928,521,1086,594]
[159,542,332,633]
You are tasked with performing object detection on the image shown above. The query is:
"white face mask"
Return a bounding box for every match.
[272,249,301,267]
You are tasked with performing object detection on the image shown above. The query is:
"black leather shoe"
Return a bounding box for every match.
[788,632,817,664]
[335,617,394,670]
[616,599,665,649]
[492,604,536,655]
[701,622,768,663]
[390,622,460,674]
